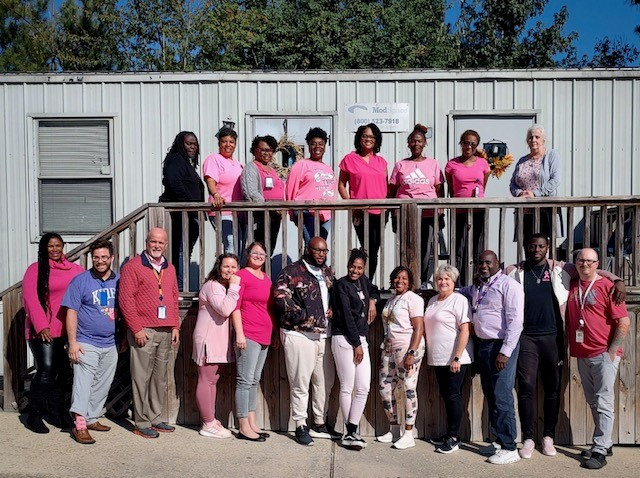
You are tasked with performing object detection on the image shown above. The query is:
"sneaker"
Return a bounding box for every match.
[309,423,339,439]
[581,446,613,458]
[133,427,160,439]
[199,421,232,439]
[583,452,607,469]
[436,437,460,454]
[430,434,448,446]
[152,422,175,433]
[295,425,314,446]
[27,414,49,434]
[392,430,415,450]
[488,449,521,465]
[519,439,535,459]
[376,425,401,443]
[341,432,367,450]
[541,436,557,456]
[479,442,502,456]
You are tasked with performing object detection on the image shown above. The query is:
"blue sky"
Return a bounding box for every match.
[446,0,640,64]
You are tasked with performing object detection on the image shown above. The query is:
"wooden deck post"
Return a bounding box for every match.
[400,202,420,282]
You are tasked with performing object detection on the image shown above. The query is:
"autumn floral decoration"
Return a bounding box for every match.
[478,140,514,179]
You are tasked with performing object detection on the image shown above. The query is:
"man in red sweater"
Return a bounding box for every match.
[120,227,180,438]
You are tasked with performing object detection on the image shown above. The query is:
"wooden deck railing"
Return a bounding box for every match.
[2,196,640,444]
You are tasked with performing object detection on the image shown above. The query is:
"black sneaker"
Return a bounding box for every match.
[430,434,448,446]
[583,452,607,469]
[341,432,366,450]
[581,447,613,458]
[309,423,340,439]
[295,425,314,446]
[436,436,460,454]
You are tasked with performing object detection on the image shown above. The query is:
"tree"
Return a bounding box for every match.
[581,37,639,68]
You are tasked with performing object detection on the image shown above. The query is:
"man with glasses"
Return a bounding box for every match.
[274,236,337,446]
[567,248,629,470]
[62,240,120,444]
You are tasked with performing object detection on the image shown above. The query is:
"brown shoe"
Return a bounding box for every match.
[87,421,111,432]
[72,427,96,445]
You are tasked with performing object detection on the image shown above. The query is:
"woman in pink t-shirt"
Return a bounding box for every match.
[338,123,388,278]
[202,126,245,254]
[389,123,445,286]
[444,129,490,285]
[285,127,337,244]
[241,135,284,252]
[231,242,275,442]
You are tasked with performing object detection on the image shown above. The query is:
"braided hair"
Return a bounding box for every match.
[37,233,63,314]
[166,131,200,166]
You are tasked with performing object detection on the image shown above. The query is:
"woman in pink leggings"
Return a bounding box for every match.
[192,253,239,438]
[331,249,379,450]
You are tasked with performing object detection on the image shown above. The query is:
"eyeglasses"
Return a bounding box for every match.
[576,259,598,265]
[461,141,478,148]
[257,148,274,154]
[92,255,112,262]
[361,134,376,140]
[309,247,329,255]
[249,252,266,258]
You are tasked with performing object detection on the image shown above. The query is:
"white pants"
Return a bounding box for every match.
[332,335,371,428]
[281,331,335,426]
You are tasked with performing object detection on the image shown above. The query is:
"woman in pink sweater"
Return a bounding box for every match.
[22,233,83,433]
[192,253,239,439]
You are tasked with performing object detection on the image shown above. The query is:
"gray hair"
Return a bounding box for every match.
[435,264,460,283]
[526,124,546,143]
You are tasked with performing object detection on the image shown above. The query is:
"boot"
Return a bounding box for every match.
[26,382,49,434]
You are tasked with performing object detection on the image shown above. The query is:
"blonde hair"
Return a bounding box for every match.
[435,264,460,283]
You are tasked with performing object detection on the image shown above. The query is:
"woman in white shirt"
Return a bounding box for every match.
[423,264,473,454]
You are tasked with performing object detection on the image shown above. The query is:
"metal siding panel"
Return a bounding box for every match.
[592,80,613,196]
[553,81,573,198]
[258,82,278,110]
[317,82,336,111]
[199,82,220,158]
[180,83,201,133]
[82,83,103,112]
[415,81,436,159]
[337,81,357,159]
[513,80,534,109]
[633,80,640,195]
[474,81,493,110]
[494,81,514,109]
[277,82,296,110]
[612,80,633,195]
[454,81,473,110]
[43,83,64,112]
[356,81,376,101]
[121,84,144,211]
[101,83,122,219]
[435,81,454,161]
[534,80,554,134]
[0,86,9,290]
[238,82,258,161]
[297,82,317,111]
[62,83,83,112]
[572,81,593,197]
[140,83,163,205]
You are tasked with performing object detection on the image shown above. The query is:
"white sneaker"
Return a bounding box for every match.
[376,424,401,443]
[479,441,502,456]
[392,430,415,450]
[542,436,557,456]
[519,439,535,459]
[488,449,521,465]
[199,420,231,439]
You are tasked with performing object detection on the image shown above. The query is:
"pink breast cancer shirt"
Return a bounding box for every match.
[202,153,243,216]
[285,159,337,222]
[256,162,285,201]
[339,151,388,214]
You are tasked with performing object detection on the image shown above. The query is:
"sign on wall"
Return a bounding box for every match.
[344,103,410,132]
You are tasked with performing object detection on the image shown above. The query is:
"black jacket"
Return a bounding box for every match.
[159,152,204,202]
[331,275,379,347]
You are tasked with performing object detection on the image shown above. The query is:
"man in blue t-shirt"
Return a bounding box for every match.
[62,239,119,445]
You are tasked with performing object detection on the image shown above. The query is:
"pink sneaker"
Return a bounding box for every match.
[542,436,557,456]
[519,439,535,459]
[199,420,232,439]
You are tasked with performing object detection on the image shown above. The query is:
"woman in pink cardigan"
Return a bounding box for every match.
[22,233,83,433]
[192,253,239,439]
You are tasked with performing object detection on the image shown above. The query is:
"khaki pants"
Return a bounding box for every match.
[128,327,173,429]
[281,331,335,427]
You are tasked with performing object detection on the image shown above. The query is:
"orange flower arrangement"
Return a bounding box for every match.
[477,148,514,179]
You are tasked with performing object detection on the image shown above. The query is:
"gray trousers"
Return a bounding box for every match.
[578,352,621,455]
[235,338,269,418]
[69,342,118,425]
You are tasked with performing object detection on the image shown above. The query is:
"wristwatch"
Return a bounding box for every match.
[406,349,416,356]
[453,356,460,362]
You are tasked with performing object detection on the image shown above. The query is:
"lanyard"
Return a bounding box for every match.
[577,276,597,328]
[153,268,165,302]
[472,273,501,314]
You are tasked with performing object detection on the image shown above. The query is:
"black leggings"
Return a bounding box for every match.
[516,333,561,440]
[434,364,469,439]
[354,213,384,278]
[29,337,68,415]
[454,211,485,286]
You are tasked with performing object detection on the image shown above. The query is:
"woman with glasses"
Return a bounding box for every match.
[338,123,388,278]
[241,135,284,251]
[445,129,490,285]
[231,242,275,441]
[285,127,337,245]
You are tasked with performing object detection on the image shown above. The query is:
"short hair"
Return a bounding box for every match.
[206,253,239,283]
[528,233,549,245]
[90,239,114,256]
[216,126,237,141]
[459,129,480,146]
[407,123,428,142]
[166,131,199,165]
[348,248,368,267]
[389,265,414,290]
[354,123,382,154]
[435,264,459,283]
[250,135,278,155]
[526,124,546,143]
[305,127,328,144]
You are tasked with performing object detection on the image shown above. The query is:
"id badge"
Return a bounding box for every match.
[99,290,108,306]
[158,305,167,320]
[265,176,274,189]
[575,329,584,343]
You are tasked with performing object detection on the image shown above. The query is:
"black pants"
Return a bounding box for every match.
[169,210,200,288]
[516,333,561,440]
[454,211,485,286]
[354,213,384,278]
[252,210,281,252]
[434,364,469,439]
[28,337,69,417]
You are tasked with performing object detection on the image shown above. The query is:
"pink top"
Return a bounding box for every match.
[235,269,274,346]
[382,290,425,346]
[445,156,490,198]
[256,162,285,201]
[285,159,337,222]
[513,157,543,192]
[202,153,243,216]
[22,258,84,339]
[339,151,388,215]
[390,158,444,217]
[192,281,239,365]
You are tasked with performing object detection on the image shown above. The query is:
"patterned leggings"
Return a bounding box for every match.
[378,340,425,426]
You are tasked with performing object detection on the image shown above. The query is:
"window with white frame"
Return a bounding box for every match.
[36,119,114,235]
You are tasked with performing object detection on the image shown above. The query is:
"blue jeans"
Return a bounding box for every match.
[297,211,330,245]
[209,216,246,256]
[235,338,269,418]
[475,339,520,451]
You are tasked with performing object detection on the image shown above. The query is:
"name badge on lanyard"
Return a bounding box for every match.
[154,268,166,319]
[576,277,597,343]
[265,176,274,189]
[158,306,167,320]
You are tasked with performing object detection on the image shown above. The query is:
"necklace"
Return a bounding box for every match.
[530,263,547,284]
